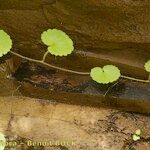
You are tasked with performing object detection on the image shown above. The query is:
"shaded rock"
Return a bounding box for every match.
[0,0,150,78]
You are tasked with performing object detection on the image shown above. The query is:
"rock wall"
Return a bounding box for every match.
[0,0,150,77]
[0,96,150,150]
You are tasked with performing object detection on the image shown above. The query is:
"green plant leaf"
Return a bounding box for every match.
[135,129,141,136]
[0,30,12,57]
[41,29,74,56]
[132,134,140,141]
[0,133,6,150]
[144,60,150,73]
[90,65,121,84]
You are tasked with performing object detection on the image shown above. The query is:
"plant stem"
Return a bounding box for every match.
[42,51,49,62]
[9,51,150,83]
[10,51,90,75]
[121,75,150,83]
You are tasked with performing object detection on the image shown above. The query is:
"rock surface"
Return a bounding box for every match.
[0,0,150,78]
[0,0,150,47]
[0,2,150,150]
[0,96,150,150]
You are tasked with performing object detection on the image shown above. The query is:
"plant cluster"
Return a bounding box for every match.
[0,29,150,84]
[132,129,141,141]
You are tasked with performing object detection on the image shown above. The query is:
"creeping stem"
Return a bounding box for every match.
[10,51,150,83]
[10,51,90,75]
[121,75,150,83]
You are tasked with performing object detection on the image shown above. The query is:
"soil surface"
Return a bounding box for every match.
[0,96,150,150]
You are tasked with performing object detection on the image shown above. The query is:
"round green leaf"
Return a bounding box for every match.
[0,133,6,150]
[144,60,150,73]
[0,30,12,57]
[41,29,74,56]
[90,65,121,84]
[132,134,140,141]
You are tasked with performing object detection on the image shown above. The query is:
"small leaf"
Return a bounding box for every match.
[0,133,6,150]
[0,30,12,57]
[41,29,74,56]
[90,65,121,84]
[132,134,140,141]
[135,129,141,136]
[144,60,150,73]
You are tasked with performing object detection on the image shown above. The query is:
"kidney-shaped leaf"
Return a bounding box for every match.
[90,65,121,84]
[144,60,150,73]
[0,30,12,57]
[41,29,74,56]
[132,134,140,141]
